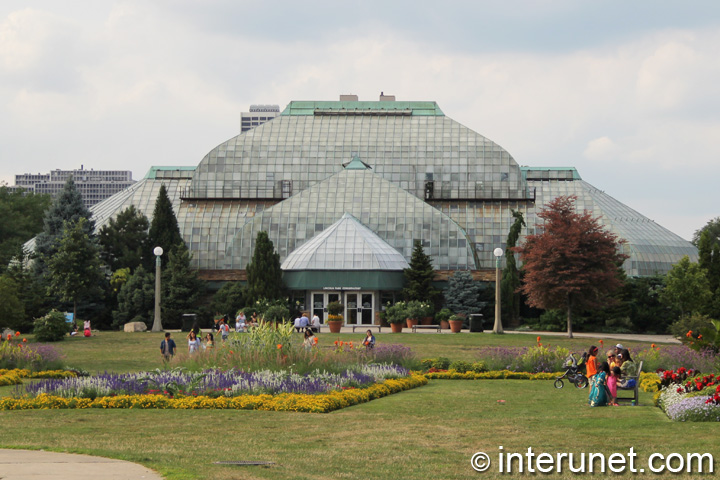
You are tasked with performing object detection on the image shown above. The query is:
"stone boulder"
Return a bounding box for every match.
[124,322,148,332]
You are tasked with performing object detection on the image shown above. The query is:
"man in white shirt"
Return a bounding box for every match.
[294,315,302,333]
[311,314,321,333]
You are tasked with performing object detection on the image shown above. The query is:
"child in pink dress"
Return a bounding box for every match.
[607,366,621,406]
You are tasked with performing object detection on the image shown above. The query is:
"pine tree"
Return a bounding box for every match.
[113,265,155,329]
[146,184,183,270]
[516,195,628,338]
[46,218,104,321]
[98,205,149,272]
[402,240,440,307]
[501,210,525,325]
[34,176,94,275]
[211,281,245,319]
[243,231,284,305]
[162,244,205,329]
[444,270,484,316]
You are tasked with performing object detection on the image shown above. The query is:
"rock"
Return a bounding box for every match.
[123,322,148,332]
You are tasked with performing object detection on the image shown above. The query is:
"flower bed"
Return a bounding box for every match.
[424,370,564,380]
[0,369,77,386]
[656,371,720,422]
[22,364,409,399]
[0,374,428,413]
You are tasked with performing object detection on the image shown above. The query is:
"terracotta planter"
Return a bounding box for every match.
[327,320,343,333]
[390,322,404,333]
[440,320,450,330]
[421,316,434,325]
[406,318,419,329]
[449,319,463,333]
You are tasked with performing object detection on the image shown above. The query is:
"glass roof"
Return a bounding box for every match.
[224,165,476,271]
[281,213,410,271]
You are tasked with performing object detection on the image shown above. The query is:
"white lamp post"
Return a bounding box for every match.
[151,246,164,332]
[493,247,504,334]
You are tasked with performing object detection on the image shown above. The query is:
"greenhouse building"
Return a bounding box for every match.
[83,95,698,326]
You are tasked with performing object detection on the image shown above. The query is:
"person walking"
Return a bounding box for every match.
[160,332,177,361]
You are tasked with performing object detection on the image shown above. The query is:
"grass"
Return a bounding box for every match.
[15,330,656,373]
[1,331,718,479]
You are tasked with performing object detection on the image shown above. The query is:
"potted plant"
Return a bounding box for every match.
[435,308,453,329]
[385,301,407,333]
[405,300,425,328]
[420,302,435,325]
[326,301,344,333]
[448,314,463,333]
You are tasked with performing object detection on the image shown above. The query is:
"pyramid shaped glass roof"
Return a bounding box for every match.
[281,213,410,271]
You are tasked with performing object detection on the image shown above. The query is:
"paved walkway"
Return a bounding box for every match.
[0,449,163,480]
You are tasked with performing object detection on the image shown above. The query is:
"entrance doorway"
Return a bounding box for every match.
[310,291,375,325]
[344,292,374,326]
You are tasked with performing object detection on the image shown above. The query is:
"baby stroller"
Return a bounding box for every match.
[554,353,588,389]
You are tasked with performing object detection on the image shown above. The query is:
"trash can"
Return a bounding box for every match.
[181,314,198,332]
[469,314,484,333]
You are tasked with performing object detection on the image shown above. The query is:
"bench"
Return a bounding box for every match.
[351,325,382,333]
[616,360,643,405]
[411,324,442,333]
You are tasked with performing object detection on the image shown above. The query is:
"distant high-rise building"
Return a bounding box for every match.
[12,167,135,208]
[240,105,280,132]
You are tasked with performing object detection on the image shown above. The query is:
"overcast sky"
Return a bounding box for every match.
[1,1,719,241]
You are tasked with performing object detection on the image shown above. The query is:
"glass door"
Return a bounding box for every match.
[344,292,374,325]
[312,292,342,323]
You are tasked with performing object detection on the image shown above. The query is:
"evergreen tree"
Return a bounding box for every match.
[98,206,150,272]
[243,231,284,305]
[46,218,104,321]
[113,265,155,329]
[0,186,50,273]
[501,210,525,325]
[146,184,183,270]
[444,270,484,316]
[211,281,245,318]
[162,244,205,329]
[34,176,94,275]
[516,196,628,338]
[0,275,26,332]
[402,240,440,307]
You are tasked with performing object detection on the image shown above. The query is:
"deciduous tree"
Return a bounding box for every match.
[515,196,628,338]
[659,255,712,317]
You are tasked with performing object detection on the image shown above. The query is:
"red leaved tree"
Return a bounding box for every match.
[515,196,628,338]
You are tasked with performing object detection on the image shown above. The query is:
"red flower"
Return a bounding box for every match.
[698,334,703,340]
[536,336,541,342]
[22,338,27,343]
[277,344,282,349]
[686,330,693,337]
[15,331,20,337]
[651,343,656,349]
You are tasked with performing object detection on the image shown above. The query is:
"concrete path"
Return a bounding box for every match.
[0,449,163,480]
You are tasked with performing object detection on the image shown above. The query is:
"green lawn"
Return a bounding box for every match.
[20,330,655,373]
[1,332,717,479]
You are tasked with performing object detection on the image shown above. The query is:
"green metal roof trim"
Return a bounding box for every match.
[281,101,444,116]
[520,167,582,181]
[143,166,197,179]
[283,270,405,290]
[344,156,371,170]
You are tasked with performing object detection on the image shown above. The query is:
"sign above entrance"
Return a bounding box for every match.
[322,286,361,291]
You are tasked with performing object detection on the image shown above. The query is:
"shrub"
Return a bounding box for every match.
[33,310,69,342]
[263,304,289,323]
[449,360,473,373]
[385,302,407,324]
[420,357,451,370]
[669,313,714,341]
